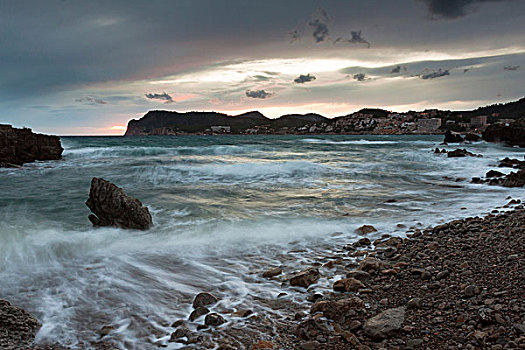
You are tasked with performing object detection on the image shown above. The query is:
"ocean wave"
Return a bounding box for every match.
[299,138,398,145]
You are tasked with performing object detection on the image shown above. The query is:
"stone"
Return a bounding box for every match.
[406,338,424,349]
[300,340,321,350]
[447,148,480,158]
[189,306,209,321]
[486,170,505,178]
[333,278,366,292]
[355,225,377,234]
[0,300,40,350]
[231,309,252,318]
[262,267,282,278]
[359,257,389,273]
[193,292,218,308]
[363,307,406,340]
[346,270,371,282]
[311,297,365,324]
[85,177,153,229]
[464,285,480,298]
[204,313,226,327]
[464,133,481,142]
[0,124,63,167]
[290,267,320,288]
[407,297,422,309]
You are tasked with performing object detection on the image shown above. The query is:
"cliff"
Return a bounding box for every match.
[0,124,63,167]
[124,111,329,136]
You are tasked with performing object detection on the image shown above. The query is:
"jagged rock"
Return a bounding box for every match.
[0,299,40,350]
[0,124,63,167]
[483,118,525,147]
[499,157,525,169]
[486,170,505,178]
[447,149,481,158]
[290,267,320,288]
[464,133,481,142]
[192,292,218,308]
[443,130,464,143]
[85,177,153,230]
[502,169,525,187]
[363,307,406,340]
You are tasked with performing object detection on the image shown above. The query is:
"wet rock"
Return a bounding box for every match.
[290,267,320,288]
[356,237,372,246]
[231,309,252,318]
[333,278,366,292]
[355,225,377,235]
[447,148,481,158]
[486,170,505,178]
[483,118,525,147]
[204,313,226,327]
[189,306,209,321]
[99,325,115,337]
[363,307,406,340]
[311,297,365,324]
[444,130,464,144]
[85,177,153,229]
[0,124,63,167]
[0,300,40,350]
[262,267,282,278]
[465,133,481,142]
[502,169,525,187]
[300,340,321,350]
[499,157,525,169]
[193,292,218,308]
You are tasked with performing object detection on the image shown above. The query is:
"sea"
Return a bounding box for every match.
[1,135,524,349]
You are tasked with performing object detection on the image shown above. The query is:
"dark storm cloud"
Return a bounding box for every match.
[145,92,174,103]
[294,74,317,84]
[421,0,513,19]
[353,73,368,81]
[504,65,520,71]
[75,96,107,104]
[334,31,371,48]
[245,89,274,99]
[419,68,450,79]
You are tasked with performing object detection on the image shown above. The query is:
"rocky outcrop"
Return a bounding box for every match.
[443,130,463,143]
[0,124,63,167]
[0,300,40,350]
[85,177,153,230]
[447,148,482,158]
[483,118,525,147]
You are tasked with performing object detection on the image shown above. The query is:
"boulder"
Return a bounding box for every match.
[0,124,63,167]
[333,278,366,292]
[290,267,320,288]
[499,157,525,169]
[483,118,525,147]
[443,130,464,143]
[0,299,40,350]
[363,307,406,340]
[310,297,365,324]
[192,292,218,309]
[355,225,377,235]
[486,170,505,178]
[464,133,481,142]
[85,177,153,230]
[447,149,481,158]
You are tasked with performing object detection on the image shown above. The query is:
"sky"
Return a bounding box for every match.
[1,0,524,135]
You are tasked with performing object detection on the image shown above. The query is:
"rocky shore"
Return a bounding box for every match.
[164,207,525,350]
[0,124,63,167]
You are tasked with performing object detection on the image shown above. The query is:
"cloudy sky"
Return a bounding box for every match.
[1,0,524,135]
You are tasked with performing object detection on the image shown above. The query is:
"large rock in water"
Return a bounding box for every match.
[0,124,63,167]
[0,299,40,350]
[86,177,153,229]
[443,130,463,143]
[482,118,525,147]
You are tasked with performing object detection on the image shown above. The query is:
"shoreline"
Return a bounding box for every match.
[161,205,525,350]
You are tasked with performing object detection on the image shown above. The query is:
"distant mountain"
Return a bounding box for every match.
[125,97,525,136]
[458,97,525,120]
[125,111,329,135]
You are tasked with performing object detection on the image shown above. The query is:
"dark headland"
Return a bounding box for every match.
[125,97,525,137]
